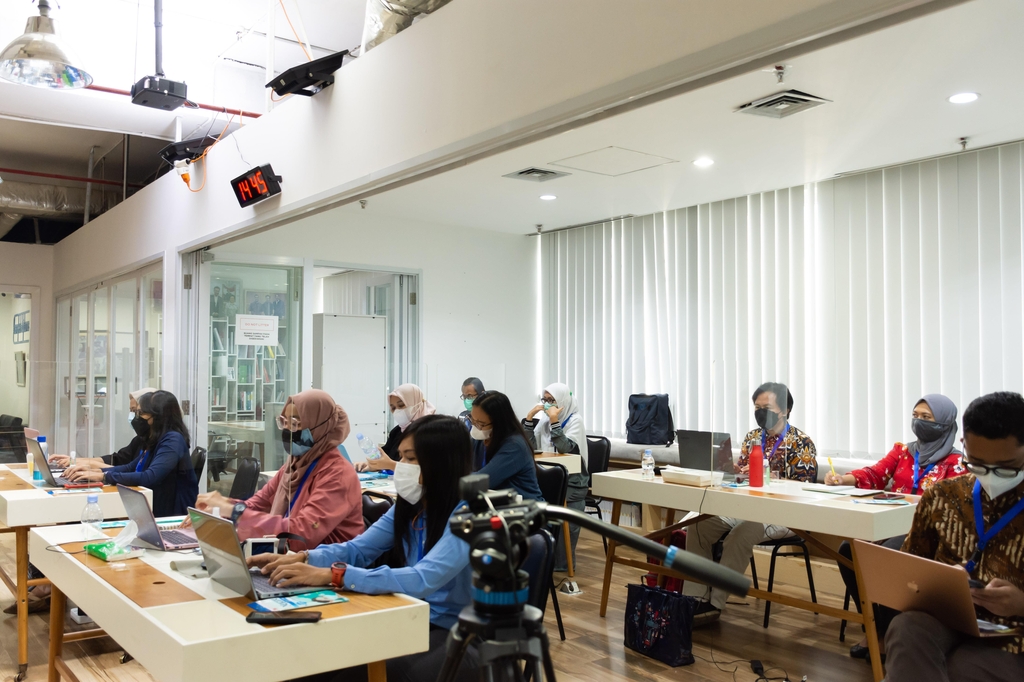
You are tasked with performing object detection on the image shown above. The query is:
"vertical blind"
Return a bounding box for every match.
[541,141,1024,458]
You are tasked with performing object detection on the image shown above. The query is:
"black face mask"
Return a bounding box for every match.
[131,416,150,438]
[912,418,946,443]
[755,408,783,431]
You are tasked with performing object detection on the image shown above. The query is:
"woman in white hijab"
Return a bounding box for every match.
[523,382,590,572]
[357,383,436,472]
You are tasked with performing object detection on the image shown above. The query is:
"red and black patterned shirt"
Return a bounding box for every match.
[850,442,966,494]
[737,425,818,483]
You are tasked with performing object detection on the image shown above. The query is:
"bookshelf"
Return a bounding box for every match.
[209,319,289,422]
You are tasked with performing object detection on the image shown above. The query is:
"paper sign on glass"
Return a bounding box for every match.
[235,314,278,345]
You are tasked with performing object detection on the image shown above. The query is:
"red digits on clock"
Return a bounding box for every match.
[254,171,268,195]
[238,179,252,200]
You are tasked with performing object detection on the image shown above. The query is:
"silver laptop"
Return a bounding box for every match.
[28,438,89,488]
[188,507,320,600]
[116,484,198,550]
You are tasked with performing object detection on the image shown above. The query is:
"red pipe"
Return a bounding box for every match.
[86,84,263,119]
[0,167,144,189]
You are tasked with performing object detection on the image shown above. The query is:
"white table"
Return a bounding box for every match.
[32,524,430,682]
[592,470,917,682]
[534,453,582,475]
[0,463,150,682]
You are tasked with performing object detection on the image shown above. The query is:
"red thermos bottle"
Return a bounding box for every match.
[748,444,764,487]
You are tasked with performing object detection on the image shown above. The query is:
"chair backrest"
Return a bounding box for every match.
[228,457,261,500]
[585,436,611,478]
[535,462,568,507]
[362,492,394,528]
[190,446,207,481]
[522,528,556,615]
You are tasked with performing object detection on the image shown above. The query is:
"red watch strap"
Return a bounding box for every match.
[331,563,346,588]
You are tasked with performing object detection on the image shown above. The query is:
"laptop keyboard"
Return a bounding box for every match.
[250,571,286,596]
[160,530,196,545]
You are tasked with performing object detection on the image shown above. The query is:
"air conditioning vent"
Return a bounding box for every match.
[736,89,830,119]
[502,167,571,182]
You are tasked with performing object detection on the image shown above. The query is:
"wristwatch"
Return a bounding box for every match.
[330,562,347,588]
[230,502,247,525]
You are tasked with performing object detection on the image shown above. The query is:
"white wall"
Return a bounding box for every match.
[0,295,30,421]
[214,210,536,416]
[0,242,55,434]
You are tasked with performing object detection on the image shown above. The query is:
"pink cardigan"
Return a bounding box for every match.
[235,449,363,551]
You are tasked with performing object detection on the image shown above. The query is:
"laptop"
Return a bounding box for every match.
[675,430,735,482]
[854,540,1022,638]
[188,507,321,600]
[116,484,198,550]
[27,438,93,489]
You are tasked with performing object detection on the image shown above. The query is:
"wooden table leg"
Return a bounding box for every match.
[48,584,67,682]
[599,500,622,617]
[16,526,29,681]
[367,660,387,682]
[561,522,574,577]
[850,541,885,682]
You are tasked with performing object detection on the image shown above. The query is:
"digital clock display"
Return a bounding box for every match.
[230,164,282,207]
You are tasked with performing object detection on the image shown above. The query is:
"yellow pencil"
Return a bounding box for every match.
[828,456,837,479]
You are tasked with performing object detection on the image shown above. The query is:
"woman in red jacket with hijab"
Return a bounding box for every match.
[193,389,363,551]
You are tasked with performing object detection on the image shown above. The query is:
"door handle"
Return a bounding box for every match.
[64,377,70,398]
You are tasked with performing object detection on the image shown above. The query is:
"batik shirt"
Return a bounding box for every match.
[902,475,1024,653]
[737,425,818,483]
[850,442,966,494]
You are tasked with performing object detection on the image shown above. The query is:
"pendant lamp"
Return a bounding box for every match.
[0,0,92,89]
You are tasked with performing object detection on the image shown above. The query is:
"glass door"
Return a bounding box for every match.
[73,293,90,455]
[90,286,110,457]
[55,297,72,453]
[112,279,138,449]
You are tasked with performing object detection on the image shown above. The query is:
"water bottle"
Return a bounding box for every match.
[749,444,764,487]
[81,494,103,539]
[70,450,77,467]
[641,449,655,481]
[33,437,45,483]
[25,451,33,480]
[764,455,772,488]
[356,433,381,460]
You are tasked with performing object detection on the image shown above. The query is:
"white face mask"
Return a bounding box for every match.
[128,412,136,423]
[394,461,423,505]
[470,425,492,441]
[393,408,412,428]
[977,470,1024,500]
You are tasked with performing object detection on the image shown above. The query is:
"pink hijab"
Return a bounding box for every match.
[389,383,436,431]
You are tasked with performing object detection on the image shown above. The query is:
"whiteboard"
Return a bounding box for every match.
[313,314,388,462]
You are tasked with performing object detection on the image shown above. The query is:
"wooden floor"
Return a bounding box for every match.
[0,529,873,682]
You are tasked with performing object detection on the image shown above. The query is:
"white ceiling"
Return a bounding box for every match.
[364,0,1024,234]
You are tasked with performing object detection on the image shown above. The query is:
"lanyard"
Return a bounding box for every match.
[135,449,151,473]
[559,413,574,430]
[411,514,426,564]
[285,458,319,518]
[912,451,937,493]
[761,423,791,463]
[965,479,1024,574]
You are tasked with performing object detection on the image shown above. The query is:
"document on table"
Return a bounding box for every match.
[801,483,885,497]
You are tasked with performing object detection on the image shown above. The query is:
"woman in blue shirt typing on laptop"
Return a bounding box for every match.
[250,415,478,682]
[66,390,198,517]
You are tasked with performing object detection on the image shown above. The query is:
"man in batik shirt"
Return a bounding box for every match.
[885,392,1024,681]
[683,382,818,624]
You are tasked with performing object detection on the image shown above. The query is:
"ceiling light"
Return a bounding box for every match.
[540,194,557,201]
[693,157,714,168]
[948,92,979,104]
[0,0,92,89]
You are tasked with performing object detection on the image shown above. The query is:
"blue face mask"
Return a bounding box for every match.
[281,428,315,457]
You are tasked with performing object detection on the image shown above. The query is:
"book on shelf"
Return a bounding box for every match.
[262,365,272,383]
[276,390,286,402]
[212,327,224,350]
[265,345,276,359]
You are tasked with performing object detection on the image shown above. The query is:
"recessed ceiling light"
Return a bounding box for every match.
[948,92,979,104]
[693,157,714,168]
[540,194,557,200]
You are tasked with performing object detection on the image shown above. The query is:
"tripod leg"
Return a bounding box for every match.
[436,625,474,682]
[538,627,557,682]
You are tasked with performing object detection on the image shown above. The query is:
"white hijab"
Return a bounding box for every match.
[534,382,588,461]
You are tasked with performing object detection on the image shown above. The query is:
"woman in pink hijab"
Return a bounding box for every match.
[356,383,436,472]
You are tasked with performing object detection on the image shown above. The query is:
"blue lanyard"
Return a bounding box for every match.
[558,413,574,429]
[761,423,791,463]
[912,451,937,493]
[135,449,151,473]
[285,458,318,518]
[411,514,426,564]
[965,479,1024,574]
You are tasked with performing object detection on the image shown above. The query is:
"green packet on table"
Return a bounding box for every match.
[84,540,144,561]
[248,590,348,613]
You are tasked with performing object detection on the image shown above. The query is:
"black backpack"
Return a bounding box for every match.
[625,394,675,445]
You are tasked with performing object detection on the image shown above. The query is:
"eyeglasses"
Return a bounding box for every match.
[460,394,477,401]
[965,461,1024,478]
[470,418,492,430]
[275,415,301,431]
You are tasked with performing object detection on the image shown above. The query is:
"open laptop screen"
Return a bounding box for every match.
[189,507,254,598]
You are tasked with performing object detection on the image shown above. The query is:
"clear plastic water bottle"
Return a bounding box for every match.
[356,433,381,460]
[642,449,655,481]
[33,437,45,483]
[81,494,103,539]
[69,450,77,467]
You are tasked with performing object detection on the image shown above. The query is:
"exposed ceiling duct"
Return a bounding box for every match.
[360,0,454,53]
[0,179,116,239]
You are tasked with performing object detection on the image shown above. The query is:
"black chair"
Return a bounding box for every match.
[750,536,818,628]
[521,528,564,652]
[362,491,394,528]
[190,446,207,482]
[584,435,611,553]
[534,463,569,641]
[0,415,25,464]
[228,457,261,500]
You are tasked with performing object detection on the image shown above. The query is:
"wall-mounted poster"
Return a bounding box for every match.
[211,278,242,320]
[244,290,287,320]
[13,311,29,344]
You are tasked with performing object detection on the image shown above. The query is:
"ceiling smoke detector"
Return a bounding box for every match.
[736,89,830,119]
[503,167,571,182]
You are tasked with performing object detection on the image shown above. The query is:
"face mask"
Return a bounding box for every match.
[281,428,315,457]
[128,412,136,423]
[912,418,946,443]
[393,409,412,428]
[470,425,492,441]
[131,416,150,438]
[542,402,555,411]
[463,398,475,411]
[976,470,1024,500]
[394,462,423,505]
[755,408,782,431]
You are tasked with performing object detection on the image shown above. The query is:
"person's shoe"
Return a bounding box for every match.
[692,600,721,627]
[2,602,16,615]
[26,596,50,613]
[849,644,869,659]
